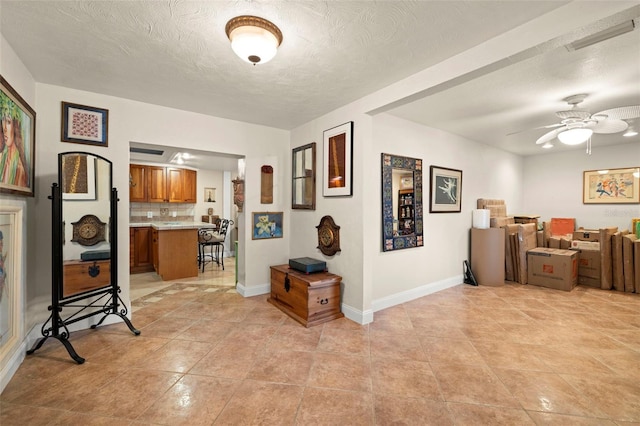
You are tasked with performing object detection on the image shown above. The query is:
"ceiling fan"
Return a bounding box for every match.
[530,94,640,147]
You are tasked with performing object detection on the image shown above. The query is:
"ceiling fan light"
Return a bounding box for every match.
[557,128,593,145]
[541,142,554,149]
[226,16,283,65]
[623,129,638,137]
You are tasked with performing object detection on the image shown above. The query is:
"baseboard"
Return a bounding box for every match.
[371,275,463,312]
[0,340,27,394]
[341,303,374,325]
[235,282,270,298]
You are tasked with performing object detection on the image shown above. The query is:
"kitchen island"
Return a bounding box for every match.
[132,221,210,281]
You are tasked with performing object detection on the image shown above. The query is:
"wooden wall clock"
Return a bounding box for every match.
[71,214,107,246]
[316,215,341,256]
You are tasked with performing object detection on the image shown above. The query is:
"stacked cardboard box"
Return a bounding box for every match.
[527,248,578,291]
[571,230,601,288]
[477,199,513,228]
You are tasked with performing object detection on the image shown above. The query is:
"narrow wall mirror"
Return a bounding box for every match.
[381,153,423,251]
[292,142,316,210]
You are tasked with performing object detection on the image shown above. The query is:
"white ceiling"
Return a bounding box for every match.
[1,1,639,166]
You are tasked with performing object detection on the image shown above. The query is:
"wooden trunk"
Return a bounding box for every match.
[268,265,343,327]
[63,259,111,298]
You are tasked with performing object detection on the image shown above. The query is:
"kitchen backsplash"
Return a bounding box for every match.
[130,203,195,223]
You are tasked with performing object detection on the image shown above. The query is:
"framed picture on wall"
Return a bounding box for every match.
[252,212,283,240]
[0,75,36,197]
[61,101,109,147]
[0,203,24,371]
[429,165,462,213]
[323,121,353,197]
[583,167,640,204]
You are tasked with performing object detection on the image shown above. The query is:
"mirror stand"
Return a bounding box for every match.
[27,153,140,364]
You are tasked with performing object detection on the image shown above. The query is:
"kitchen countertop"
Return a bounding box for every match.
[130,221,213,230]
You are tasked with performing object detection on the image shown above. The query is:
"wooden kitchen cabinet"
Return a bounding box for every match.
[129,164,147,202]
[130,164,196,203]
[130,226,154,274]
[152,228,159,272]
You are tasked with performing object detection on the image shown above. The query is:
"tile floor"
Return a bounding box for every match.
[2,268,640,425]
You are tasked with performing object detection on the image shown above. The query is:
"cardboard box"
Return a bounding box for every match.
[527,248,578,291]
[570,240,600,251]
[490,216,514,228]
[514,215,540,225]
[573,230,600,242]
[471,228,505,286]
[550,218,576,237]
[572,249,601,279]
[578,275,601,288]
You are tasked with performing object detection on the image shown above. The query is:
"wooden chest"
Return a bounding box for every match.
[268,264,343,327]
[63,259,111,298]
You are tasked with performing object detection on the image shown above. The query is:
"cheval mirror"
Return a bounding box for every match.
[27,152,139,364]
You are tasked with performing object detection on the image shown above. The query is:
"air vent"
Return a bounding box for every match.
[130,147,164,156]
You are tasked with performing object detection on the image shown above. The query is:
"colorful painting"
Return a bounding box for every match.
[0,75,36,197]
[0,203,23,371]
[252,212,283,240]
[583,168,640,204]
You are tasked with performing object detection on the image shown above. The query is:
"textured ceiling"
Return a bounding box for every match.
[1,0,567,130]
[1,1,638,164]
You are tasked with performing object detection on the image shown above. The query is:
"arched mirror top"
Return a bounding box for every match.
[381,153,424,252]
[59,151,113,298]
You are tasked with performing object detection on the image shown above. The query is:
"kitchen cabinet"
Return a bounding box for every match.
[130,164,197,203]
[152,228,159,272]
[129,164,147,202]
[130,226,154,273]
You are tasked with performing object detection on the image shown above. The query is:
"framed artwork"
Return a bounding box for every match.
[61,101,109,147]
[0,202,24,373]
[61,153,96,200]
[252,212,283,240]
[0,75,36,197]
[583,167,640,204]
[323,121,353,197]
[204,187,216,202]
[429,165,462,213]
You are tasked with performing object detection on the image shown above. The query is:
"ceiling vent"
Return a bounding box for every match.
[129,147,164,156]
[566,20,635,51]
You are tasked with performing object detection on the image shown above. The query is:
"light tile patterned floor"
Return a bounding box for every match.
[2,273,640,425]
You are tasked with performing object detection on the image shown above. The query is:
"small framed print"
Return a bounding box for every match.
[204,187,216,202]
[429,165,462,213]
[583,167,640,204]
[252,212,283,240]
[61,102,109,147]
[323,121,353,197]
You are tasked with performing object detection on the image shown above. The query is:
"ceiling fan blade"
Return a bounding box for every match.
[507,123,563,136]
[594,105,640,120]
[536,128,562,145]
[588,118,629,134]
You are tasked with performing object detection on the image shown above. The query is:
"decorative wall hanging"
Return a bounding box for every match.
[61,153,96,200]
[583,167,640,204]
[205,187,216,202]
[429,165,462,213]
[71,214,107,246]
[323,122,353,197]
[381,153,423,251]
[0,75,36,197]
[292,142,316,210]
[252,212,283,239]
[61,101,109,147]
[232,178,244,212]
[261,165,273,204]
[316,215,341,256]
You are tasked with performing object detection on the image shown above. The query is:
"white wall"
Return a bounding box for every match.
[31,83,291,331]
[523,141,640,230]
[0,35,35,393]
[370,114,523,307]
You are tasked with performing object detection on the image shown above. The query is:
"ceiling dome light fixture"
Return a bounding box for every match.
[557,127,593,145]
[225,15,283,65]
